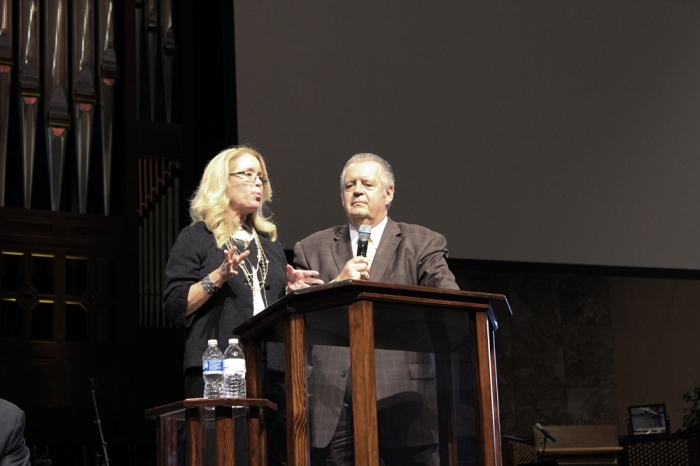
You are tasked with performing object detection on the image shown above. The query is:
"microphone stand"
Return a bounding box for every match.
[89,378,111,466]
[536,435,560,465]
[539,435,549,463]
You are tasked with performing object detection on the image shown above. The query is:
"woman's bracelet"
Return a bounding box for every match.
[201,275,220,295]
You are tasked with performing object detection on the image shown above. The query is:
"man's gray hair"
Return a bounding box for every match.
[339,153,396,193]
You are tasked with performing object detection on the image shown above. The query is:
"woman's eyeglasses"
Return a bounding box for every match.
[230,170,269,185]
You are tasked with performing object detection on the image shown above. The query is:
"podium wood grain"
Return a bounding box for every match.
[349,300,380,466]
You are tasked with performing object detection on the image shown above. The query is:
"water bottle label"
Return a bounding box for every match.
[203,359,224,374]
[224,359,246,373]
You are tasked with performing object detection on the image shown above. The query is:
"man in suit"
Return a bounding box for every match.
[294,153,459,466]
[0,399,31,466]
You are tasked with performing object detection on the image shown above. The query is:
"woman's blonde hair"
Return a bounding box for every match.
[189,146,276,247]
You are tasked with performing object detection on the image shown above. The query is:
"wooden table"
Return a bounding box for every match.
[145,398,277,466]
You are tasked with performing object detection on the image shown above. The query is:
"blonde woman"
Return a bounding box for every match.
[163,146,322,398]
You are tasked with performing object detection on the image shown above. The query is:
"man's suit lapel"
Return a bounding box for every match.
[331,225,353,276]
[369,218,401,282]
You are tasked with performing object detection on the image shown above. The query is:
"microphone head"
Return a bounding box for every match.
[358,224,371,241]
[535,423,543,430]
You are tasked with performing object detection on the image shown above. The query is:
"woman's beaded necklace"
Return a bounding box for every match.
[227,227,269,309]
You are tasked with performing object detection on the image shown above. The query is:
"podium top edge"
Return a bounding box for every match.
[145,398,277,418]
[233,280,510,338]
[292,279,507,300]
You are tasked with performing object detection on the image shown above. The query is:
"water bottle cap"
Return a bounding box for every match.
[207,339,218,346]
[230,338,238,344]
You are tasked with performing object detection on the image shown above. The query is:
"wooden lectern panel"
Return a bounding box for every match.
[215,407,234,466]
[185,407,202,466]
[243,339,266,466]
[475,311,499,466]
[285,312,309,466]
[348,300,380,466]
[233,281,509,466]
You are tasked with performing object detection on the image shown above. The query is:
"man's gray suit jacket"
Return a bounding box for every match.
[0,399,31,466]
[293,218,459,449]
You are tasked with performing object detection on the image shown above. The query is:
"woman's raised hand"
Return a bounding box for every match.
[213,246,251,284]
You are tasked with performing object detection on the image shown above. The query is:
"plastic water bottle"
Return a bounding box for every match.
[223,338,246,398]
[202,339,224,398]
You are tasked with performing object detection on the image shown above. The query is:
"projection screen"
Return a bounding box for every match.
[234,1,700,270]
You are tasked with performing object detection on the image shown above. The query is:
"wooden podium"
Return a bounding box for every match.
[234,280,510,466]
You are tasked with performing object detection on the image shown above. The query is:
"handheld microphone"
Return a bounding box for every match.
[534,423,557,442]
[357,225,371,257]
